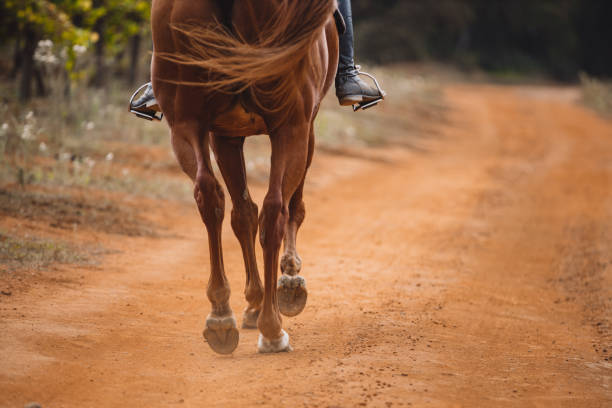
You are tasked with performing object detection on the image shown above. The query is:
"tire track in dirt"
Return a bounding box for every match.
[1,84,611,407]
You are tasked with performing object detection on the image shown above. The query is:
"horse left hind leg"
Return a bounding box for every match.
[173,124,239,354]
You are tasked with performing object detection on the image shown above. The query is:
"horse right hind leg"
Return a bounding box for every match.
[277,126,314,317]
[172,125,239,354]
[211,135,263,329]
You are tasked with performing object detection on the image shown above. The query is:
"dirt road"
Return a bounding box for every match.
[1,85,611,407]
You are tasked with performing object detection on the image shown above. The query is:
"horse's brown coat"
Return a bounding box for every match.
[151,0,338,353]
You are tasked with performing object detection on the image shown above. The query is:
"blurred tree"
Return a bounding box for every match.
[573,1,612,78]
[0,0,150,101]
[84,0,150,87]
[352,0,611,80]
[0,0,93,101]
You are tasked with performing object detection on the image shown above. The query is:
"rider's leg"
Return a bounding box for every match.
[337,0,356,78]
[335,0,382,106]
[130,43,158,113]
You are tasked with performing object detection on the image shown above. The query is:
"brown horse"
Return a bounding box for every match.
[151,0,339,353]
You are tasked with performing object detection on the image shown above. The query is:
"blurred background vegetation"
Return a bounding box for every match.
[354,0,612,81]
[0,0,610,195]
[2,0,611,104]
[0,0,611,272]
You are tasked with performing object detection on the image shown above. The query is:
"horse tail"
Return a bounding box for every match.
[158,0,336,115]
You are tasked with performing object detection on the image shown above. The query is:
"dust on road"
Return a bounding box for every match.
[1,85,611,407]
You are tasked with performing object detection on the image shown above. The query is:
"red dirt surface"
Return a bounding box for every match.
[1,84,611,407]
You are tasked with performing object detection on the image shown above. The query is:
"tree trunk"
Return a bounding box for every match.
[91,14,107,88]
[34,67,46,97]
[128,33,142,86]
[19,28,38,103]
[10,37,22,79]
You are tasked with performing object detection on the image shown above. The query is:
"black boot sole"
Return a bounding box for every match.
[338,94,379,106]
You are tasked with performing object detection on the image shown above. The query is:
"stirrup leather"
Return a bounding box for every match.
[129,83,163,121]
[352,66,386,112]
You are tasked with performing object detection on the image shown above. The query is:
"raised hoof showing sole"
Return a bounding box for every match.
[257,329,292,353]
[242,308,260,329]
[277,274,307,317]
[203,314,239,355]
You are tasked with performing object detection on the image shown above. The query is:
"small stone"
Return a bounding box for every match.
[25,403,42,408]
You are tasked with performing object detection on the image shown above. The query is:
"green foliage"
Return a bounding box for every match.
[0,0,151,98]
[85,0,150,54]
[1,1,93,68]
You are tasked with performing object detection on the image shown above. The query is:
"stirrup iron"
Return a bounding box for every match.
[353,66,386,112]
[129,83,163,121]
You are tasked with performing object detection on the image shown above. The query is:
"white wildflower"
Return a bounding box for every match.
[26,111,34,120]
[1,123,8,131]
[34,40,59,66]
[84,157,96,168]
[122,168,130,177]
[39,142,48,152]
[21,124,34,140]
[105,152,114,162]
[73,44,87,55]
[85,121,95,131]
[59,152,71,162]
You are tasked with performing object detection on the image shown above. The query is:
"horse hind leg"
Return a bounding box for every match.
[277,126,314,317]
[174,124,239,354]
[257,123,311,353]
[211,135,263,329]
[277,178,308,317]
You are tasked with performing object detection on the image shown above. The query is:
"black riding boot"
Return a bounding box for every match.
[335,0,382,106]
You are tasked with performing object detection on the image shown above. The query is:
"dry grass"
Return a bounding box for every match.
[0,231,100,273]
[580,73,612,117]
[0,188,159,237]
[315,66,446,151]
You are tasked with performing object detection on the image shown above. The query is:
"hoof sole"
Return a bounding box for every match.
[203,314,239,355]
[258,329,292,353]
[242,308,260,329]
[277,275,307,317]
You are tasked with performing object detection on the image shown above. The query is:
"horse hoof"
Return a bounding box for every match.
[277,274,307,317]
[280,253,302,275]
[242,308,260,329]
[257,329,292,353]
[203,313,239,355]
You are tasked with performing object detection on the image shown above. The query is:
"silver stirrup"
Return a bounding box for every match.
[129,83,163,121]
[352,66,386,112]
